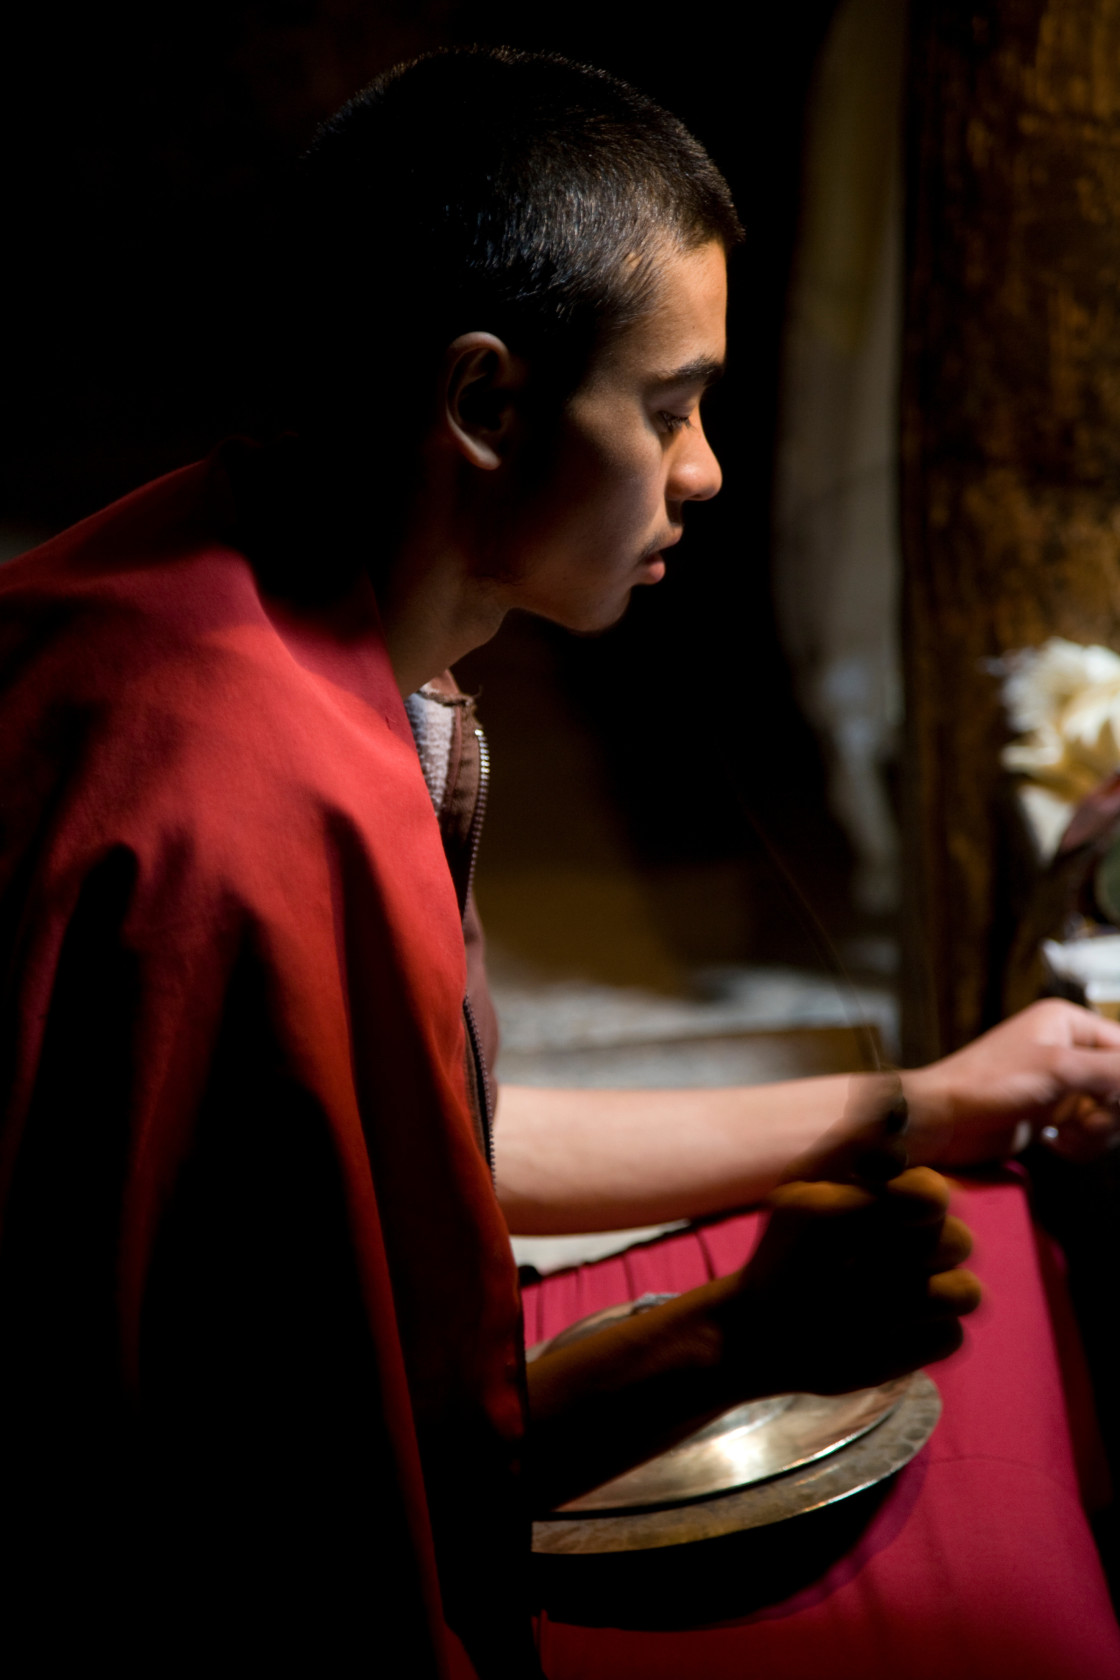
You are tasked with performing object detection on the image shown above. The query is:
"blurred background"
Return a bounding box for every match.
[0,0,909,1094]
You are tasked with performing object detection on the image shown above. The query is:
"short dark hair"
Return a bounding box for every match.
[278,46,741,437]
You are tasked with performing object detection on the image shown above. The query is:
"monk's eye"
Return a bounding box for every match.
[657,410,693,434]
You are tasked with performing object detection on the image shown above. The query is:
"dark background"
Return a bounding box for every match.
[1,0,860,982]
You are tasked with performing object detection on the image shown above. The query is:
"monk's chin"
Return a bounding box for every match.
[537,592,634,637]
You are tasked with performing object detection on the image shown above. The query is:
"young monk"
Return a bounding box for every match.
[1,46,1118,1677]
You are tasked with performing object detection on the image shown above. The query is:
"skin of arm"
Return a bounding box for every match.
[496,999,1120,1236]
[496,1075,856,1234]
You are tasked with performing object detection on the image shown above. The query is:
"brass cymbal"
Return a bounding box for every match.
[528,1297,940,1545]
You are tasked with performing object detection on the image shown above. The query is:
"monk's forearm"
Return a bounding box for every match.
[499,1004,1120,1238]
[495,1077,857,1234]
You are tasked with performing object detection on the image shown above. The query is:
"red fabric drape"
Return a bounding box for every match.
[0,460,528,1674]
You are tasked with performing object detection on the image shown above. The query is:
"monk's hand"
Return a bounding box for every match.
[903,999,1120,1165]
[723,1078,980,1396]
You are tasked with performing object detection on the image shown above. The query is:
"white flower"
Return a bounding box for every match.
[1001,637,1120,807]
[998,638,1120,858]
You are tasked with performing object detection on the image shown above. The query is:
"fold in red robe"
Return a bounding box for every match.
[0,458,530,1675]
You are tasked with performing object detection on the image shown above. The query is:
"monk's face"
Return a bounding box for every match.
[497,239,727,632]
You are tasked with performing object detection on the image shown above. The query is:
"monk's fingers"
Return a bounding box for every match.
[927,1214,972,1272]
[767,1180,876,1221]
[1076,1102,1120,1141]
[1045,1045,1120,1104]
[767,1178,969,1279]
[1044,1096,1120,1163]
[927,1265,982,1317]
[879,1165,953,1225]
[1053,1002,1120,1051]
[771,1170,957,1237]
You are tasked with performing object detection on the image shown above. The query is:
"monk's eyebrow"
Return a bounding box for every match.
[651,356,725,390]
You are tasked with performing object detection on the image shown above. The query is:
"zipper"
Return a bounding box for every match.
[463,725,495,1180]
[464,725,489,911]
[463,991,496,1182]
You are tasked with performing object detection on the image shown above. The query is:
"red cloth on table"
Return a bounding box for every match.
[524,1174,1120,1679]
[0,458,528,1676]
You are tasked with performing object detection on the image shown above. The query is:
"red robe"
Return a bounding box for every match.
[0,457,530,1674]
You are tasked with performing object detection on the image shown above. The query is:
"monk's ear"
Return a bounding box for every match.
[441,332,528,470]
